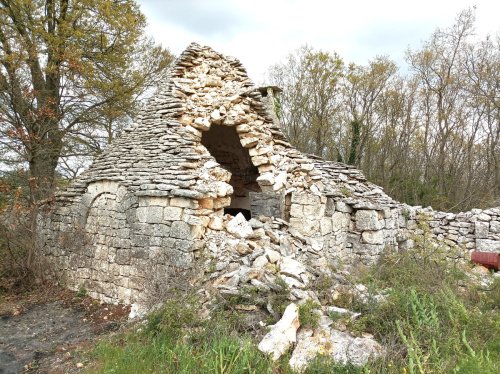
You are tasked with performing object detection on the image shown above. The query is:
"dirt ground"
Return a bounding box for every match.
[0,288,130,374]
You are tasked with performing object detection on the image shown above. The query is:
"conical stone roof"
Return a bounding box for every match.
[55,42,397,210]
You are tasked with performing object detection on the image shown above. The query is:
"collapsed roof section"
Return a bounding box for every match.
[55,42,395,211]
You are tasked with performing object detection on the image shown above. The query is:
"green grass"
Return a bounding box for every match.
[88,293,369,374]
[350,248,500,374]
[88,240,500,374]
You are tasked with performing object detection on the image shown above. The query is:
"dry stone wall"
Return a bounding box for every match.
[37,43,500,307]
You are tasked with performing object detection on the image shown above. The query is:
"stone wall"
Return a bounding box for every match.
[38,180,202,304]
[37,43,500,308]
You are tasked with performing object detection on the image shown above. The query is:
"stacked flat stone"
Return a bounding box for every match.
[37,43,500,308]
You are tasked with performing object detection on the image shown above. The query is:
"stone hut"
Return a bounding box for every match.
[38,43,500,306]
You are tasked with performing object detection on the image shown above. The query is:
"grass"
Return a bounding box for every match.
[88,292,368,374]
[298,299,320,329]
[349,248,500,374]
[87,233,499,373]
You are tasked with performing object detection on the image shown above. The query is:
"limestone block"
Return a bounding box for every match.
[198,198,214,209]
[253,255,269,269]
[329,329,384,366]
[320,217,333,235]
[252,155,269,166]
[289,217,319,236]
[331,212,350,232]
[289,332,322,372]
[208,216,224,230]
[290,204,303,218]
[476,239,500,252]
[170,197,199,209]
[355,210,382,231]
[325,198,335,216]
[235,123,250,133]
[215,181,233,197]
[193,117,210,130]
[240,137,259,148]
[163,206,183,221]
[490,220,500,234]
[291,193,320,206]
[266,249,281,263]
[174,239,194,253]
[280,257,306,280]
[474,221,489,239]
[258,303,300,360]
[136,206,164,224]
[362,230,384,245]
[213,197,231,209]
[170,221,192,239]
[249,145,272,156]
[141,196,170,207]
[336,201,353,213]
[226,213,253,238]
[476,213,492,221]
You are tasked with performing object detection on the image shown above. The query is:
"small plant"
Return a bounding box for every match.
[267,276,291,320]
[327,310,344,322]
[339,186,353,197]
[401,208,411,221]
[76,286,87,298]
[298,299,321,329]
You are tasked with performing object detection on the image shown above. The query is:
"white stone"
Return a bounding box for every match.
[163,206,183,221]
[208,216,224,230]
[282,275,306,289]
[266,249,281,263]
[289,334,321,372]
[320,217,333,235]
[193,117,210,130]
[136,206,163,223]
[257,173,274,186]
[253,255,269,269]
[170,197,198,209]
[329,329,384,366]
[362,230,384,244]
[355,210,383,231]
[273,171,287,191]
[226,213,253,238]
[258,303,300,360]
[476,213,492,221]
[326,306,361,320]
[476,239,500,252]
[128,303,147,320]
[280,257,306,279]
[331,212,350,232]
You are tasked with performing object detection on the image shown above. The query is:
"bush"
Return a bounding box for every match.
[353,246,500,374]
[298,299,321,329]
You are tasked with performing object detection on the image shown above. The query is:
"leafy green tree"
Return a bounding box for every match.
[0,0,173,200]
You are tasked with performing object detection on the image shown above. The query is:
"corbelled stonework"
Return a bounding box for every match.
[37,43,500,307]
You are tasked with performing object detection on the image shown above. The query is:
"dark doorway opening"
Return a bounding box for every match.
[201,125,261,219]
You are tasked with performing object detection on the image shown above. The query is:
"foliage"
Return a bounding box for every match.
[0,0,174,200]
[268,8,499,211]
[0,179,38,293]
[90,292,370,374]
[349,246,500,374]
[298,299,320,329]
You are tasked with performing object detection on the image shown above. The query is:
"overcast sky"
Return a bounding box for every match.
[137,0,500,83]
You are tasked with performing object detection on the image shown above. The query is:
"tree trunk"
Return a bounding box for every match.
[348,120,361,165]
[28,128,63,202]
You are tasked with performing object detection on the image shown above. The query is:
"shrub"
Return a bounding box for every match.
[298,299,321,329]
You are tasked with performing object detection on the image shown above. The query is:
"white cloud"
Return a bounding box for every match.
[138,0,500,82]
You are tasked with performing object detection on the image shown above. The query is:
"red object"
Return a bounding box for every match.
[471,251,500,270]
